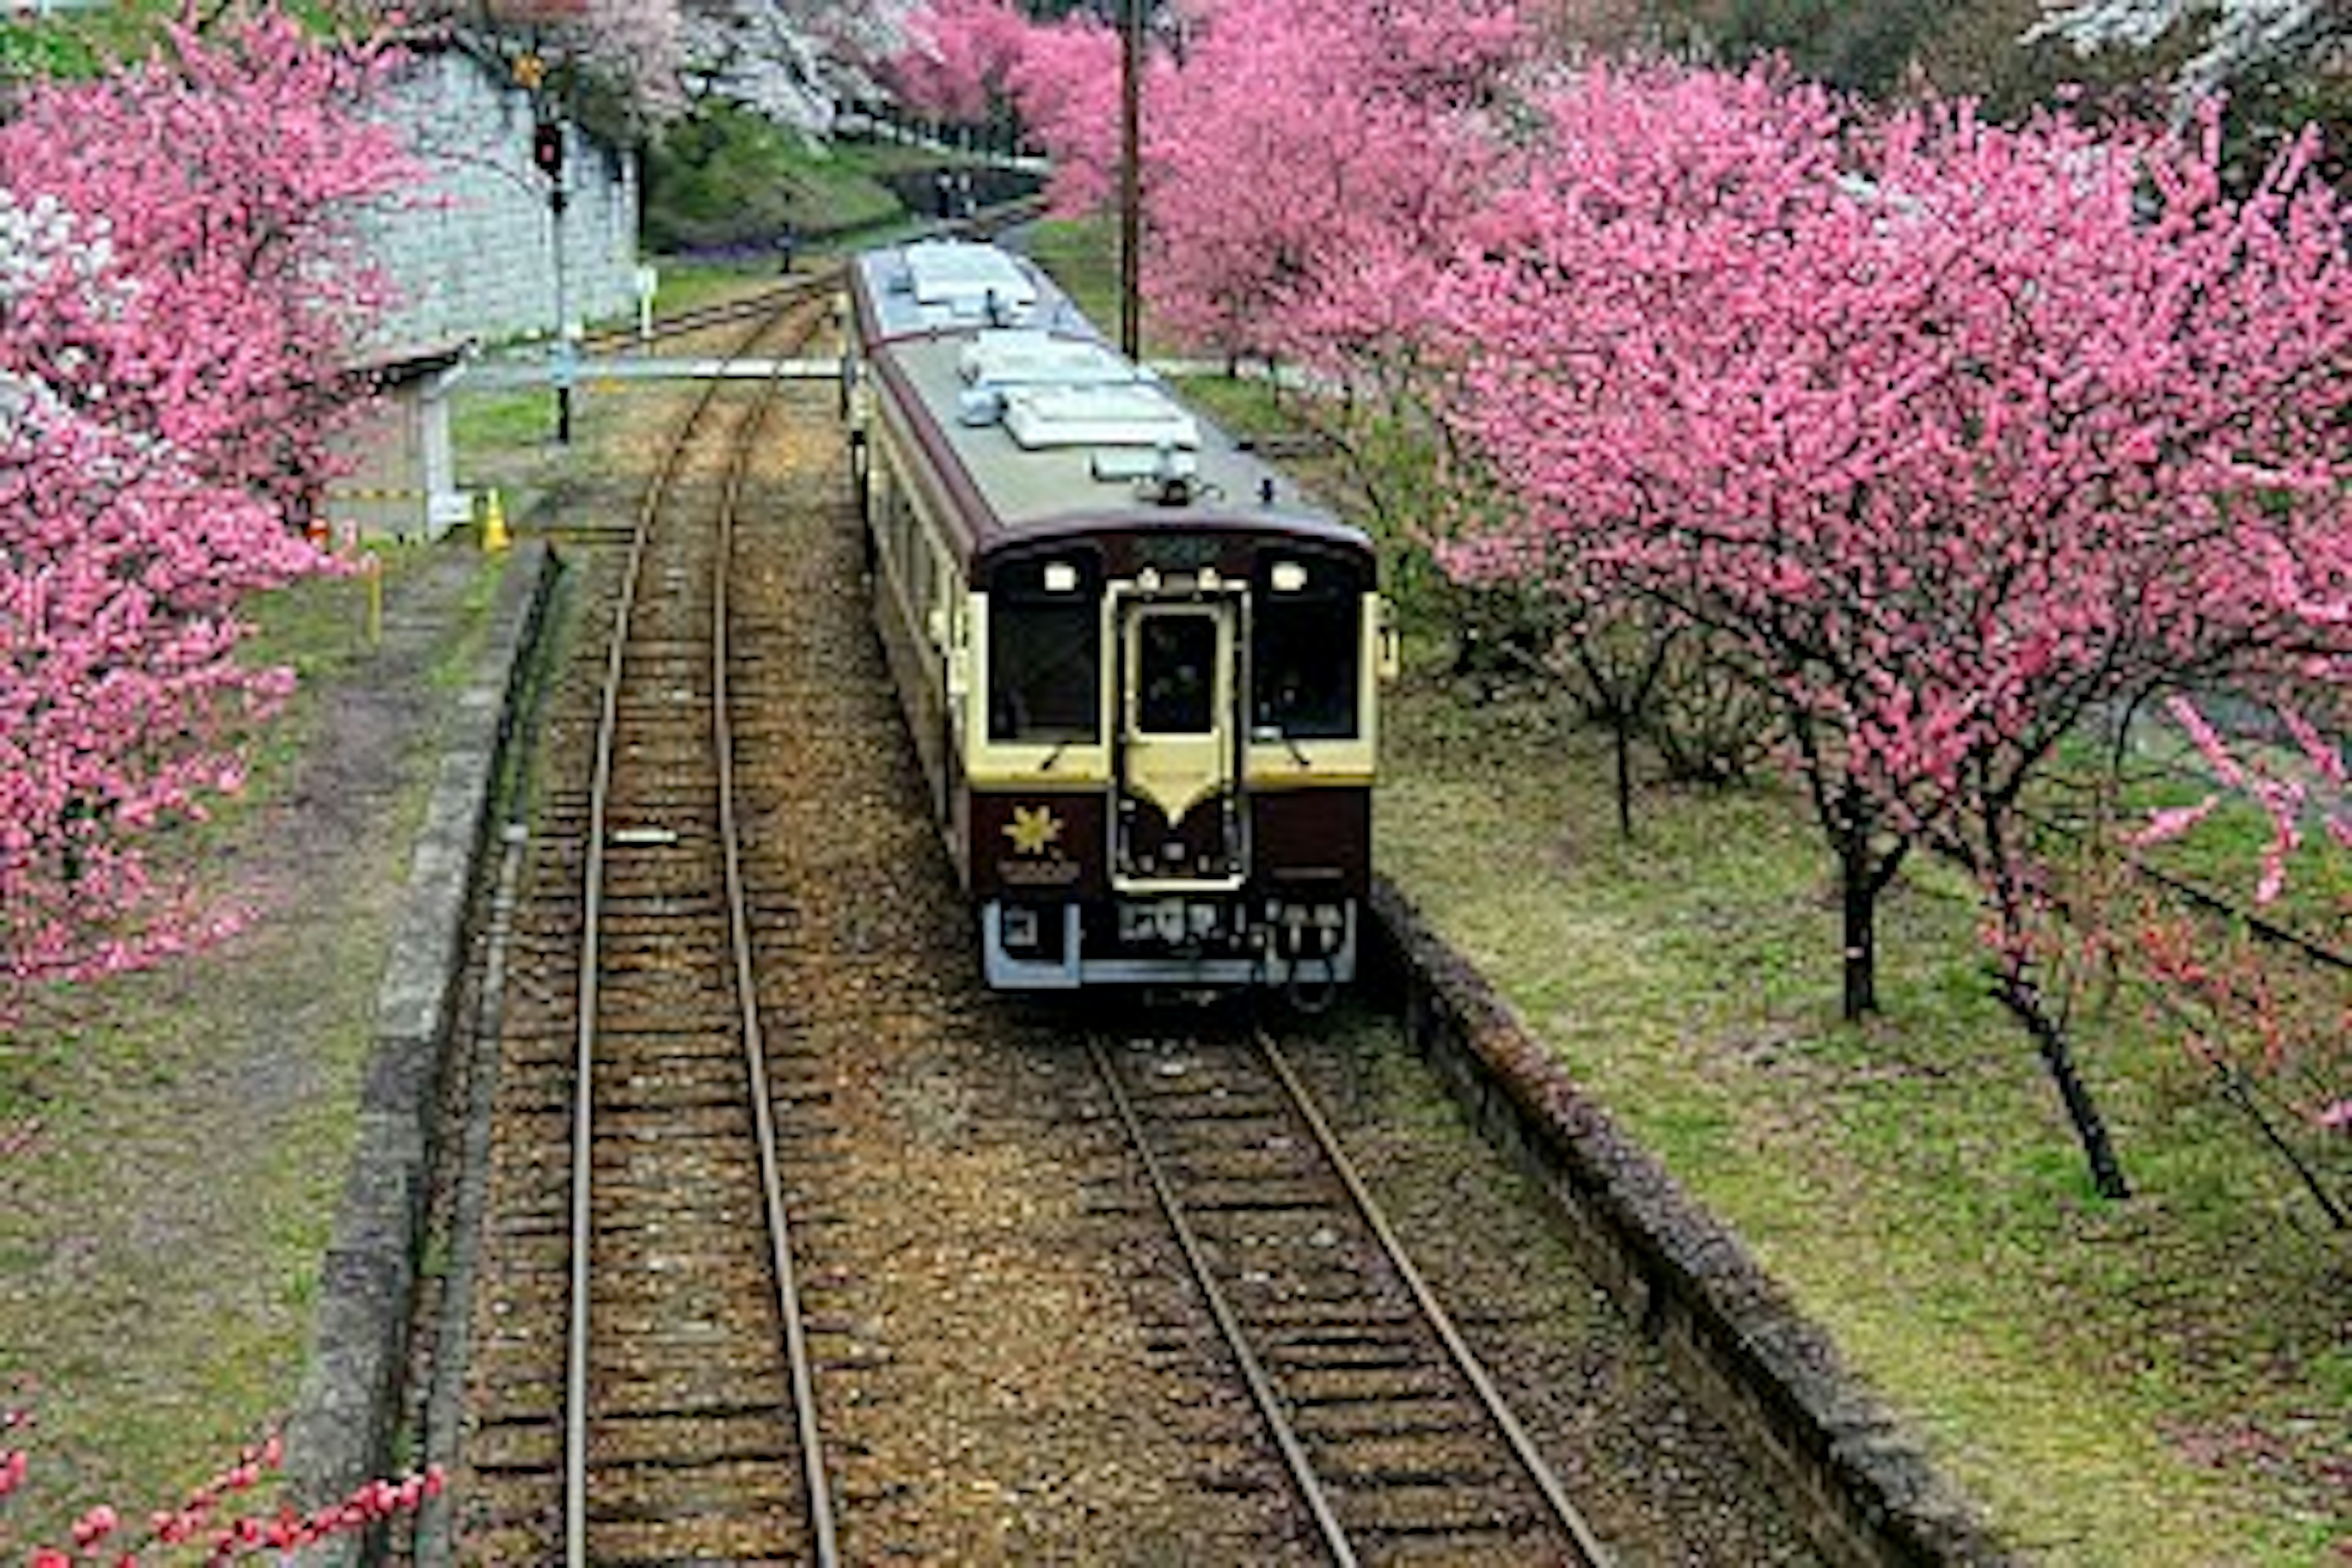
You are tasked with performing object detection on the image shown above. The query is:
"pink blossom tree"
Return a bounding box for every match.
[1142,0,1525,370]
[0,362,303,995]
[1,1417,443,1564]
[1437,66,2352,1197]
[883,0,1124,214]
[881,4,2352,1197]
[0,8,411,1007]
[884,0,1031,124]
[0,7,407,521]
[2122,632,2350,1215]
[999,12,1127,212]
[2125,753,2350,1224]
[894,0,1528,361]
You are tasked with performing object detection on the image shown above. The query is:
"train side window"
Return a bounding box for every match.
[1253,582,1360,740]
[987,556,1101,743]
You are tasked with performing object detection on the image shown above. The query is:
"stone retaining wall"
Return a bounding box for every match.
[364,45,642,353]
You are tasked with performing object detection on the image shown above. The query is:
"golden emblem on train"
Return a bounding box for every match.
[1003,804,1063,856]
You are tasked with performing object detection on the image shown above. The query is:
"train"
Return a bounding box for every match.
[841,238,1393,997]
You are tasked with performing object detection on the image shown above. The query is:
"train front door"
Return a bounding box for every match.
[1113,600,1243,887]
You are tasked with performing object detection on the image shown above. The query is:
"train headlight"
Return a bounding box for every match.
[1043,561,1078,594]
[1270,560,1307,594]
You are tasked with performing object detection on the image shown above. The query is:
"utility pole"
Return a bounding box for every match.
[1119,0,1142,360]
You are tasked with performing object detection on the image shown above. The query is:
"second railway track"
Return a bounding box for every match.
[563,288,836,1564]
[460,290,840,1564]
[1091,1020,1614,1566]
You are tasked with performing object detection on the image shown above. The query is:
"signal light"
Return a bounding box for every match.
[532,121,564,179]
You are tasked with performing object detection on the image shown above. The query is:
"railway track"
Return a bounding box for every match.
[561,289,837,1563]
[578,273,831,355]
[456,291,841,1564]
[576,192,1050,358]
[1091,1022,1613,1567]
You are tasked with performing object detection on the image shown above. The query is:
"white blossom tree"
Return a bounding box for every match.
[2032,0,2348,102]
[360,0,689,126]
[679,0,918,134]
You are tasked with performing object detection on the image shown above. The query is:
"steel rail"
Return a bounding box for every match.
[578,271,829,353]
[1086,1036,1362,1567]
[1251,1025,1618,1568]
[564,301,817,1568]
[563,342,679,1568]
[712,356,842,1565]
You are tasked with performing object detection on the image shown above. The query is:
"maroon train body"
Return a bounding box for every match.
[843,239,1392,995]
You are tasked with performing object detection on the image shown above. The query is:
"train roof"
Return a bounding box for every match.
[850,240,1372,568]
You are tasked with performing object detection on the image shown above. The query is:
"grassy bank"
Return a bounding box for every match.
[1374,669,2346,1563]
[0,548,511,1550]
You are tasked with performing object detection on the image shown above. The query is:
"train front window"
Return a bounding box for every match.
[1253,567,1360,740]
[1136,613,1218,735]
[988,556,1101,744]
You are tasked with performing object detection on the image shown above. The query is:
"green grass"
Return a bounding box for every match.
[638,257,786,320]
[1023,217,1204,362]
[644,104,932,255]
[2033,721,2352,958]
[1025,219,1125,332]
[450,386,561,455]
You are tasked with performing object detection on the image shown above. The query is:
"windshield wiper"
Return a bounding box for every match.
[1254,725,1311,767]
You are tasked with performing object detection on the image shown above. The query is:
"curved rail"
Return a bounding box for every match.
[579,270,834,354]
[564,298,839,1566]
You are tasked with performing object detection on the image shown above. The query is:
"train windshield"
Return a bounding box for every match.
[1136,613,1218,734]
[987,554,1102,744]
[1253,557,1362,739]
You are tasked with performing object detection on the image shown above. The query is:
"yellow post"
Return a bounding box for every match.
[480,488,511,552]
[363,551,384,647]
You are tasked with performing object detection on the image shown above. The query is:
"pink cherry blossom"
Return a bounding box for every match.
[0,10,411,1011]
[70,1502,119,1547]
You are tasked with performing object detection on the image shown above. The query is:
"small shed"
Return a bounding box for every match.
[323,342,476,544]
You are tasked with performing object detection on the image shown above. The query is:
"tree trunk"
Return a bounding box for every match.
[2002,968,2133,1200]
[1613,715,1635,840]
[1840,859,1876,1018]
[1836,785,1879,1019]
